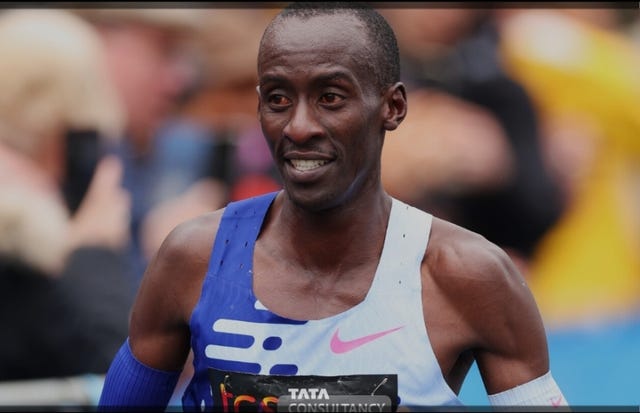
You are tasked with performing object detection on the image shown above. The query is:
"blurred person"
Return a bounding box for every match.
[379,8,564,272]
[79,9,278,401]
[496,9,640,328]
[74,9,202,157]
[74,9,228,284]
[0,9,134,380]
[99,3,567,410]
[180,8,283,202]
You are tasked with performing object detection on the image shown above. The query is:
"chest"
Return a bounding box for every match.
[251,244,378,321]
[186,254,461,408]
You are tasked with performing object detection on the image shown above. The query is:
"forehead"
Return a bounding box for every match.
[259,13,373,82]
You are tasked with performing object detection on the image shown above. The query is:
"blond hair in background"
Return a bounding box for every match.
[0,9,124,158]
[0,9,126,275]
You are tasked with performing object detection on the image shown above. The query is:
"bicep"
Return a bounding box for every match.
[471,249,550,395]
[128,217,214,371]
[127,251,191,371]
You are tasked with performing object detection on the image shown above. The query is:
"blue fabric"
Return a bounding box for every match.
[182,191,305,410]
[98,339,181,411]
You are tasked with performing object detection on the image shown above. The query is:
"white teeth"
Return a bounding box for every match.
[290,159,328,171]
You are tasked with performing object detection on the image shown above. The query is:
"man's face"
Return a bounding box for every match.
[257,14,386,212]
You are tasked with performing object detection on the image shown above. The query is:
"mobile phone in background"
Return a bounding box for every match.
[62,129,101,214]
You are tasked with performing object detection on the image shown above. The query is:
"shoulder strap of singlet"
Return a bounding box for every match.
[205,191,278,287]
[370,198,433,294]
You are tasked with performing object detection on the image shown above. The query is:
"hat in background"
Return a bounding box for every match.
[0,9,124,157]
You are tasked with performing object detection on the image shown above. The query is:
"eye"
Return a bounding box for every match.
[267,94,291,109]
[319,93,344,106]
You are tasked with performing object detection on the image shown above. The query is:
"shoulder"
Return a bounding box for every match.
[151,207,226,279]
[138,207,226,321]
[423,217,550,393]
[141,191,278,309]
[423,216,542,347]
[426,216,516,289]
[156,208,225,263]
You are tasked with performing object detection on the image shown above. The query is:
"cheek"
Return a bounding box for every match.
[259,109,289,135]
[344,112,380,153]
[350,130,384,172]
[349,139,377,169]
[259,115,284,153]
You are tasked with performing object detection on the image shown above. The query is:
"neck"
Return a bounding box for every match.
[269,188,393,274]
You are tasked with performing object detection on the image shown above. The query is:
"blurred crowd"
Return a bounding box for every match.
[380,6,640,329]
[0,4,638,404]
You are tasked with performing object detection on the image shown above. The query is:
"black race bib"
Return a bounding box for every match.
[209,368,398,412]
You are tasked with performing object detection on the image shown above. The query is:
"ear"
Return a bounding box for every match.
[382,82,407,131]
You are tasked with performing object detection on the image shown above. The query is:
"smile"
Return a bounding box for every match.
[290,159,329,171]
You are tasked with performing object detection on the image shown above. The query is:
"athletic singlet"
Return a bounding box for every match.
[182,191,462,411]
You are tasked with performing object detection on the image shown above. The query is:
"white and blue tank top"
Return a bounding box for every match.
[182,191,462,411]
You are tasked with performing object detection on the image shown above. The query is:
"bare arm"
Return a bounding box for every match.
[424,218,549,395]
[469,244,548,394]
[128,210,223,371]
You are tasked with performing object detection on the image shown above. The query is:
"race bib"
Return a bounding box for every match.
[209,368,398,412]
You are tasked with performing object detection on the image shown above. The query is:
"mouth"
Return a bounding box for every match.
[289,159,330,172]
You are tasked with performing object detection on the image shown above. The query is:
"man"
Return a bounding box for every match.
[99,3,567,410]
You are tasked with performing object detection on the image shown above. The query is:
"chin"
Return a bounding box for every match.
[284,185,348,214]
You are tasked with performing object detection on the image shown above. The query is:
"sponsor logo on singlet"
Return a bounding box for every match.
[209,369,398,412]
[330,327,404,354]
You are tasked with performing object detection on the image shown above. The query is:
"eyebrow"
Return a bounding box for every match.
[259,70,356,88]
[315,71,355,85]
[259,74,286,87]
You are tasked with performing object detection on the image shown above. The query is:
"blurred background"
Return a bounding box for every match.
[0,3,637,409]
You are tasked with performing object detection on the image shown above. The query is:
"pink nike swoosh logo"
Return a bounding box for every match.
[550,396,564,407]
[330,326,404,354]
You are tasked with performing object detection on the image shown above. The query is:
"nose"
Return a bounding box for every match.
[282,100,323,144]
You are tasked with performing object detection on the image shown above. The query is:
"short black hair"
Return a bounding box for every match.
[260,2,400,92]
